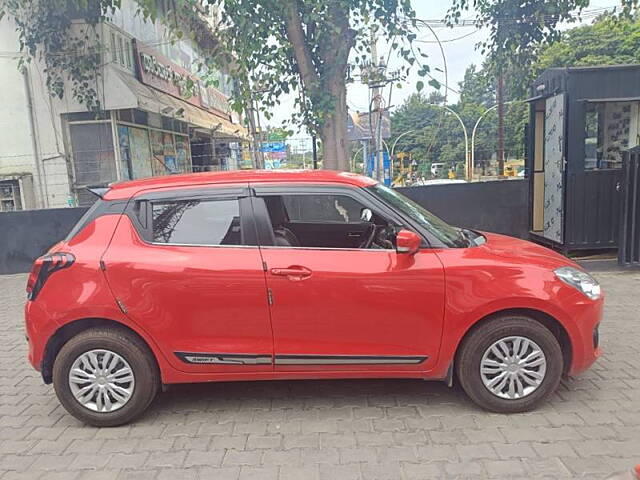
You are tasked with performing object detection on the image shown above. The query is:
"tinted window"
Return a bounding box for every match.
[282,195,364,223]
[152,199,242,245]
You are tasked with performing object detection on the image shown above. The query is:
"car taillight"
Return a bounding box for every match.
[26,252,75,301]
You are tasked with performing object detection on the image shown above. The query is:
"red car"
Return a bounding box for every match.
[25,170,603,426]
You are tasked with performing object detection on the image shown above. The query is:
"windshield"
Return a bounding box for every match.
[368,184,468,248]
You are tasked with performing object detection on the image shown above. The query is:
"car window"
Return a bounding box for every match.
[282,194,364,223]
[151,198,242,245]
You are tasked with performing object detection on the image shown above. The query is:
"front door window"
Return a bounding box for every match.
[261,193,398,250]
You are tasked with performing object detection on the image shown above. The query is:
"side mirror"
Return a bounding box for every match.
[360,208,373,222]
[396,229,421,255]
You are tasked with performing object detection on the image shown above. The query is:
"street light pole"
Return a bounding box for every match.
[471,101,519,179]
[425,104,469,181]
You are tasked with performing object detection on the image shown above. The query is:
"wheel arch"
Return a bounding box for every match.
[41,317,161,384]
[453,308,572,376]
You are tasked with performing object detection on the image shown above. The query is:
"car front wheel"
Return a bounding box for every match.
[52,327,159,427]
[456,315,563,413]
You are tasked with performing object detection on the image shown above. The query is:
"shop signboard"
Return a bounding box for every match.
[365,152,391,186]
[259,141,287,153]
[135,40,231,118]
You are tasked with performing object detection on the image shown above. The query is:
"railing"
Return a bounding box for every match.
[619,147,640,267]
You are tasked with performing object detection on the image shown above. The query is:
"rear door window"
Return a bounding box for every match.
[151,198,241,245]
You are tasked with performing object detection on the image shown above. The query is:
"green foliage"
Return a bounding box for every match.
[390,65,527,175]
[447,0,638,97]
[265,126,293,141]
[535,13,640,73]
[1,0,115,110]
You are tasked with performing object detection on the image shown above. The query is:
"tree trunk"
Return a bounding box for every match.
[282,0,352,172]
[320,79,349,171]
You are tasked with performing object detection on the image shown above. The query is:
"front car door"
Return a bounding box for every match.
[252,184,446,374]
[102,185,274,375]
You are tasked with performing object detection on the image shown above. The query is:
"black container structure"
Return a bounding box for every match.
[526,65,640,252]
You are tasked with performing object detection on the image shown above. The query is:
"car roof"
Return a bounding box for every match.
[103,169,378,200]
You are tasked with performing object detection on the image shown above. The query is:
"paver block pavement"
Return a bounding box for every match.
[1,271,640,478]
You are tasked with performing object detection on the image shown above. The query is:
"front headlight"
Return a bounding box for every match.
[554,267,601,300]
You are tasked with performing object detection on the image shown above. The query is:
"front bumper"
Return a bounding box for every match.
[566,297,604,377]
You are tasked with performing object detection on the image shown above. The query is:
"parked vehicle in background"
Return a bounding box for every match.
[430,162,445,177]
[504,159,525,177]
[25,170,603,426]
[417,179,468,186]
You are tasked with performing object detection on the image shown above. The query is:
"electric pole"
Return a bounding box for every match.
[312,134,318,169]
[369,27,385,183]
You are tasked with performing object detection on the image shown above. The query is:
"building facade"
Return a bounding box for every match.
[0,0,250,209]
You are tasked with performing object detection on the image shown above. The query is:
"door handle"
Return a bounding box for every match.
[270,266,312,280]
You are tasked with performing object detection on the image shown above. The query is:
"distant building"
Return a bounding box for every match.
[0,0,250,209]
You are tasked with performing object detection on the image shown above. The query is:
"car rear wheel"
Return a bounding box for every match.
[456,315,563,413]
[53,327,159,427]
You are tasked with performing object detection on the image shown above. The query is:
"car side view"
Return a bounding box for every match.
[25,170,603,426]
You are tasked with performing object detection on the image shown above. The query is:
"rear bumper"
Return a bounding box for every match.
[25,300,58,372]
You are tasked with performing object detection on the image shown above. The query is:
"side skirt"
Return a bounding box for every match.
[175,352,428,366]
[274,355,427,365]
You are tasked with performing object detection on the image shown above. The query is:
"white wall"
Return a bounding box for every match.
[0,17,72,208]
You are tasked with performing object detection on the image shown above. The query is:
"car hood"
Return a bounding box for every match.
[477,232,578,270]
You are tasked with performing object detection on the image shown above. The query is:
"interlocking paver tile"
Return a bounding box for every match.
[1,271,639,479]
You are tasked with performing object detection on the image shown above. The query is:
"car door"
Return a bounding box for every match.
[252,185,446,373]
[102,185,274,374]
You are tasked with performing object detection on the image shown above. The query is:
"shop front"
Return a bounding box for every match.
[65,40,249,206]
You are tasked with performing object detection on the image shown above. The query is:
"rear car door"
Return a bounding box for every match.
[102,185,274,374]
[252,185,446,373]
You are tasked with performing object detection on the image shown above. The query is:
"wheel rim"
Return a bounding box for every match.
[68,349,135,413]
[480,336,547,400]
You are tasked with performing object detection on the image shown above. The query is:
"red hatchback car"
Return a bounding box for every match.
[25,170,603,426]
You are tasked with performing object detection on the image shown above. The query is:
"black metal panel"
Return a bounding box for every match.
[619,148,640,267]
[0,207,89,275]
[398,180,530,239]
[565,169,623,248]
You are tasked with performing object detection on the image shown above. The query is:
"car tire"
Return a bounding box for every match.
[52,327,159,427]
[456,315,563,413]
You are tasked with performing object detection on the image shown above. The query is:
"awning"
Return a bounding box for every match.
[523,94,551,103]
[104,67,250,141]
[579,96,640,103]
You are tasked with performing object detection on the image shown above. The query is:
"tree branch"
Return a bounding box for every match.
[283,0,320,95]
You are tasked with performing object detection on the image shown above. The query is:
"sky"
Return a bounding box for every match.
[270,0,621,145]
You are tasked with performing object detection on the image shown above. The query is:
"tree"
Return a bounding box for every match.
[447,0,638,95]
[206,0,427,171]
[535,13,640,74]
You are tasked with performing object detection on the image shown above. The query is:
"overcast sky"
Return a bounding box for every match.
[270,0,620,145]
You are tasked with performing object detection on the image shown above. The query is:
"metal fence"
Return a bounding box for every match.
[619,147,640,267]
